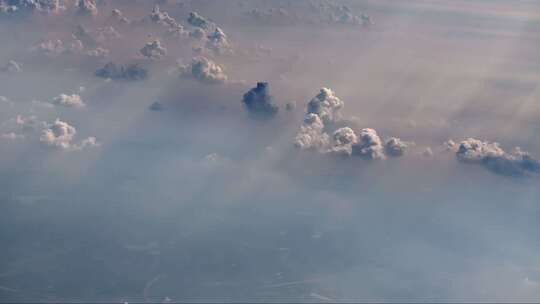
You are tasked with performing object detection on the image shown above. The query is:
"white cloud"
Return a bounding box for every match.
[52,94,85,108]
[179,56,228,84]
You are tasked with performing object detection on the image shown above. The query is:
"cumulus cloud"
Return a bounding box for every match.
[330,127,358,155]
[32,39,84,56]
[307,88,344,124]
[39,118,98,150]
[179,56,228,84]
[294,113,329,151]
[384,137,410,157]
[149,5,176,27]
[140,40,167,60]
[95,62,148,81]
[52,93,85,108]
[205,27,232,54]
[295,88,410,161]
[241,82,278,119]
[456,138,540,176]
[351,128,386,160]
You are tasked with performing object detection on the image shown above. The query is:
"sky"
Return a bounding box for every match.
[1,0,540,302]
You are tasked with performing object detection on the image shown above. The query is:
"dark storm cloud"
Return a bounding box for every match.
[241,82,278,119]
[95,62,148,81]
[187,11,210,29]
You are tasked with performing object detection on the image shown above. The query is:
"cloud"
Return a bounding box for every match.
[205,27,232,54]
[94,26,121,43]
[312,2,373,26]
[187,11,210,29]
[456,138,540,176]
[307,88,344,124]
[351,128,386,160]
[423,147,434,157]
[76,0,97,17]
[86,47,109,59]
[294,113,329,151]
[330,127,358,155]
[32,39,84,56]
[2,115,47,133]
[73,25,98,48]
[384,137,410,157]
[52,93,85,108]
[148,5,177,27]
[95,62,148,81]
[140,40,167,60]
[144,5,187,38]
[39,118,98,150]
[295,88,411,161]
[241,82,278,119]
[179,56,228,84]
[1,60,22,73]
[0,0,64,15]
[149,101,164,111]
[110,8,130,24]
[189,28,206,40]
[0,132,24,140]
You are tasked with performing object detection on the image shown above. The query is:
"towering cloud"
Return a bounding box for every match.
[241,82,278,119]
[295,88,410,161]
[179,56,228,84]
[294,113,329,151]
[307,88,344,124]
[456,138,540,176]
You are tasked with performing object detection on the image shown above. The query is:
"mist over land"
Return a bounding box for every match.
[1,0,540,302]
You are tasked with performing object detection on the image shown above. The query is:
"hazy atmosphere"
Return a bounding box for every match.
[1,0,540,302]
